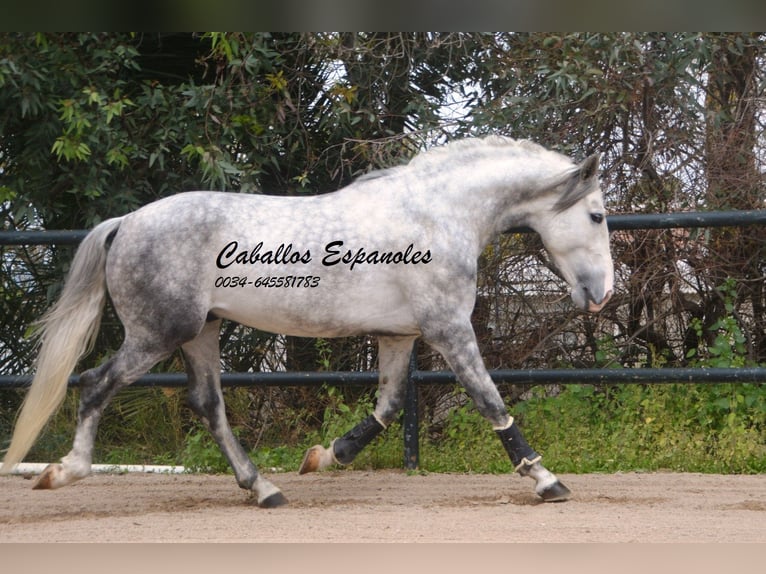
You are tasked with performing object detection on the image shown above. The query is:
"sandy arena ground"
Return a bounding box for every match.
[1,469,765,543]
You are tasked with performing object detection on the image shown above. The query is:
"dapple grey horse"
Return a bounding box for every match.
[1,136,613,507]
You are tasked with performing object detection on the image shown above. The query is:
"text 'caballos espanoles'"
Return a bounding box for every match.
[216,240,432,271]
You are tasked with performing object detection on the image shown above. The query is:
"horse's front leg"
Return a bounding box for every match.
[423,322,571,502]
[299,335,415,474]
[495,418,571,501]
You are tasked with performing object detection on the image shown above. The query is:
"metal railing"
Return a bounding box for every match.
[2,209,765,468]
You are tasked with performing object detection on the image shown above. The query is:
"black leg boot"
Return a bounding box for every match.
[496,420,571,502]
[495,420,541,473]
[332,414,386,465]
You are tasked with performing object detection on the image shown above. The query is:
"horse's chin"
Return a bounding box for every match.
[572,289,613,313]
[586,290,613,313]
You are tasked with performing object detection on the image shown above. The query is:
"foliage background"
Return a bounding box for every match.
[1,33,764,471]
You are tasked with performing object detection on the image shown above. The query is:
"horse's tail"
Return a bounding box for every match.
[0,217,124,474]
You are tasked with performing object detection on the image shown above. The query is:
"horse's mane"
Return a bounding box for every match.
[356,136,563,183]
[410,135,550,167]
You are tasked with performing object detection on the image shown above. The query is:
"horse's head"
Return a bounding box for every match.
[529,153,614,313]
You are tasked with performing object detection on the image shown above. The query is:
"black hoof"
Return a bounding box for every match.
[259,491,289,508]
[539,480,571,502]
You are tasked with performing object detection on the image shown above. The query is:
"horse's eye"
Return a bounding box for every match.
[590,213,604,224]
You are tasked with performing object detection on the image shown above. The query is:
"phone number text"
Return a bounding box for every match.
[214,275,321,289]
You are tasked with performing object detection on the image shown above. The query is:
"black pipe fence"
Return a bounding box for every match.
[2,209,765,468]
[3,209,766,245]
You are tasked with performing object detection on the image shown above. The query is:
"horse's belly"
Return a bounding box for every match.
[209,282,420,338]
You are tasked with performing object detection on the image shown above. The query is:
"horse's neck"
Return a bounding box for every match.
[419,157,559,248]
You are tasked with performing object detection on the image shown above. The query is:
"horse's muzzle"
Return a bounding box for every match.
[587,289,613,313]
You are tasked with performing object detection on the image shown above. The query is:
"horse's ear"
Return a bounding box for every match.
[580,153,600,181]
[552,153,601,212]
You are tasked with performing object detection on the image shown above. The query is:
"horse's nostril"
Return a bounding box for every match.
[583,284,610,306]
[588,289,612,313]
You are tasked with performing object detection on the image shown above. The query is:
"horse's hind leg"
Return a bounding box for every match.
[299,335,415,474]
[423,322,570,502]
[34,342,174,490]
[182,319,286,508]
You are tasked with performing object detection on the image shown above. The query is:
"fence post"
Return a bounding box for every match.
[403,343,420,469]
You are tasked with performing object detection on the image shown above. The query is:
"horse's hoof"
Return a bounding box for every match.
[259,491,288,508]
[32,462,88,490]
[299,444,333,474]
[538,480,571,502]
[33,463,62,489]
[298,446,321,474]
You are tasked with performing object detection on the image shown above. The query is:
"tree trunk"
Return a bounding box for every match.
[704,34,765,362]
